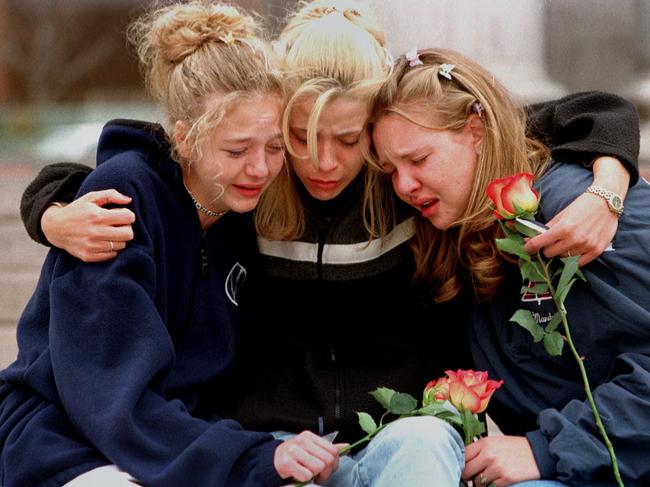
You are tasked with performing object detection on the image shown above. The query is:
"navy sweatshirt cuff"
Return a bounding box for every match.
[525,429,557,480]
[258,439,285,486]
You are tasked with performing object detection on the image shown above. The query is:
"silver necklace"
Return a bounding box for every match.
[184,184,228,219]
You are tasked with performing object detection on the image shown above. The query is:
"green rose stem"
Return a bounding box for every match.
[534,253,624,487]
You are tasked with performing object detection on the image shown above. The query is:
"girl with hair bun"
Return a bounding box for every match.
[0,2,309,486]
[14,0,642,485]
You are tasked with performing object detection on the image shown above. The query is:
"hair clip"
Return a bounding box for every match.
[472,101,484,118]
[405,47,423,67]
[219,31,236,46]
[438,63,455,80]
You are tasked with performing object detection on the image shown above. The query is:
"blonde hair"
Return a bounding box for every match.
[127,0,282,165]
[254,0,394,240]
[366,48,550,302]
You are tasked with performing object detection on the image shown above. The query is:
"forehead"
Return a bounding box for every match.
[290,96,368,132]
[373,112,428,156]
[208,94,283,138]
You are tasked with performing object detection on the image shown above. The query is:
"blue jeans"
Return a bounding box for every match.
[511,483,569,487]
[276,415,465,487]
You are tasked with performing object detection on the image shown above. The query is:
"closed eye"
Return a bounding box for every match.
[226,149,246,158]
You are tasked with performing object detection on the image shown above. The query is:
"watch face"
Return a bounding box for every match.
[611,195,623,211]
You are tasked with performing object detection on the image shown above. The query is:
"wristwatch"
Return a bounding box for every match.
[585,185,624,217]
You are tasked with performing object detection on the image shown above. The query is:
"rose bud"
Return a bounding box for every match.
[423,377,450,406]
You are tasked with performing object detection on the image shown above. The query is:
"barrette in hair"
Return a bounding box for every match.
[405,47,423,67]
[438,63,455,80]
[219,31,236,46]
[472,101,484,118]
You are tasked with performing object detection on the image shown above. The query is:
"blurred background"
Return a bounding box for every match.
[1,0,649,367]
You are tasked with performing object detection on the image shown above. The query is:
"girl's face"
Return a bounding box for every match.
[287,97,368,201]
[372,111,483,230]
[178,94,285,216]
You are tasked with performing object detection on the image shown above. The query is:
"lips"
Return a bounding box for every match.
[233,184,265,197]
[309,179,340,192]
[413,198,439,218]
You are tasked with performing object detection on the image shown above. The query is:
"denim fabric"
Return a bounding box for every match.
[511,482,569,487]
[276,416,464,487]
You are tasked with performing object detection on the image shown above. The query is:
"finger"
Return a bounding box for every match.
[96,207,136,226]
[86,189,132,207]
[523,231,557,255]
[109,240,128,251]
[461,445,488,481]
[75,251,118,263]
[540,241,572,260]
[102,225,135,243]
[578,250,599,267]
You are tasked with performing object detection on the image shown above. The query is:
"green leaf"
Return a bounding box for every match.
[557,277,577,305]
[357,411,378,435]
[510,309,544,343]
[521,282,549,295]
[520,260,546,282]
[545,311,563,333]
[499,221,523,242]
[513,219,542,238]
[496,237,531,262]
[388,392,419,415]
[417,402,449,416]
[543,331,565,356]
[556,256,580,300]
[370,387,396,411]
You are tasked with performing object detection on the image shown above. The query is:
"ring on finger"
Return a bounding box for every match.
[480,473,487,485]
[109,240,115,252]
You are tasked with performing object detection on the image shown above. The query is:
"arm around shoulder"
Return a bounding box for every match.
[21,162,94,245]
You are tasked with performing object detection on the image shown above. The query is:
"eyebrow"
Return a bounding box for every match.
[290,126,363,137]
[223,133,283,144]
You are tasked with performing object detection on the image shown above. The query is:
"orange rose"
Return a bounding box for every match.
[486,172,539,220]
[445,369,503,414]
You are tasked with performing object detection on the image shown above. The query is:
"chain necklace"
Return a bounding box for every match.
[184,184,228,219]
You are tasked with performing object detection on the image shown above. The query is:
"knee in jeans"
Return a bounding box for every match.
[379,416,463,457]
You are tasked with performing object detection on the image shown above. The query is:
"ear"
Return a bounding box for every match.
[466,113,484,154]
[174,120,191,161]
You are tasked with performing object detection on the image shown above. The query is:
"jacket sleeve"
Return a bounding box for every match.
[525,91,640,186]
[526,354,650,484]
[20,162,93,245]
[525,164,650,485]
[48,161,284,487]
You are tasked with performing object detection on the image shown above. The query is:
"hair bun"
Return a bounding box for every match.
[148,2,258,65]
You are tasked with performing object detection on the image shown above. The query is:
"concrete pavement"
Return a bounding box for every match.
[0,165,48,368]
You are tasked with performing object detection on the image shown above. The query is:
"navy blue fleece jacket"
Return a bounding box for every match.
[0,120,283,487]
[469,164,650,486]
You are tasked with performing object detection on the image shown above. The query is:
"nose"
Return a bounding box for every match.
[245,149,270,179]
[316,139,338,172]
[393,168,420,198]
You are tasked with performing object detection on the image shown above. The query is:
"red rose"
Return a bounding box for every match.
[486,172,539,220]
[445,369,503,414]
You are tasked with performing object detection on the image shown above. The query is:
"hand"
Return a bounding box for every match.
[273,431,347,483]
[523,192,617,266]
[41,189,135,262]
[462,435,540,487]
